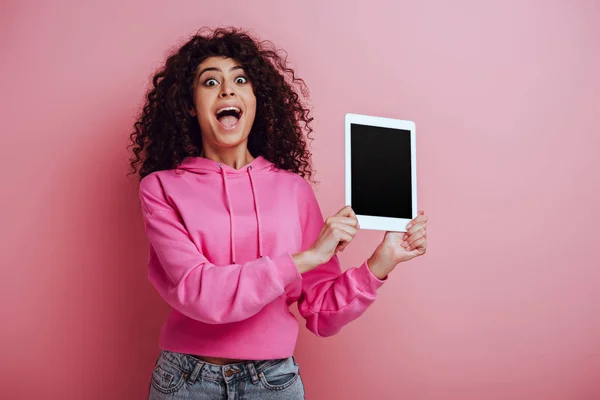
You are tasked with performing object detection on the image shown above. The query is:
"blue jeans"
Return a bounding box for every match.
[148,349,306,399]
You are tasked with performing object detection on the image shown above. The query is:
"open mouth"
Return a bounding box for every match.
[215,106,243,129]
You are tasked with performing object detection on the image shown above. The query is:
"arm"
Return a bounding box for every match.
[139,175,301,324]
[295,181,387,337]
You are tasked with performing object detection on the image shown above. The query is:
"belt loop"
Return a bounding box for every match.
[246,361,260,384]
[188,359,204,384]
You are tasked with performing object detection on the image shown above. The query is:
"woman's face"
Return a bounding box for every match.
[191,56,257,152]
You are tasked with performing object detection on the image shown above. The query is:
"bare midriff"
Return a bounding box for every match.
[191,355,246,365]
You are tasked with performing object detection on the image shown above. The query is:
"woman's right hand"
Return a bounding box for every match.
[292,206,360,274]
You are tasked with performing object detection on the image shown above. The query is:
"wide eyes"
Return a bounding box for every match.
[203,76,248,87]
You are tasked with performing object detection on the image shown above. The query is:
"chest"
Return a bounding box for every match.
[169,176,303,264]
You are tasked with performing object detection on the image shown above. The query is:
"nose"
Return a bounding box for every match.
[220,81,235,98]
[220,90,235,98]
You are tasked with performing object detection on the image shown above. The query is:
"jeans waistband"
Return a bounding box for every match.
[158,349,289,384]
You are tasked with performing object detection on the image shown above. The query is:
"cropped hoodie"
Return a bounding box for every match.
[138,155,387,359]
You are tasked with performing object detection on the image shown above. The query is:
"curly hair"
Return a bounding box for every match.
[128,27,314,181]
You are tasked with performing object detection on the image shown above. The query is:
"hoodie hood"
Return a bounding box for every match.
[176,155,274,264]
[177,155,273,174]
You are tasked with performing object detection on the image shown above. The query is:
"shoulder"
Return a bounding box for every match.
[139,171,164,200]
[139,169,184,195]
[270,167,316,198]
[139,171,159,193]
[138,170,183,211]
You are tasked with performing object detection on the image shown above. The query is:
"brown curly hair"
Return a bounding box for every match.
[128,27,315,181]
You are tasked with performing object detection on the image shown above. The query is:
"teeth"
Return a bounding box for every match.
[216,106,241,114]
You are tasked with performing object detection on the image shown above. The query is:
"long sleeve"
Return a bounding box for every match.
[139,175,301,325]
[296,180,387,337]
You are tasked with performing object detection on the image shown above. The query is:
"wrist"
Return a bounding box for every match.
[292,249,321,274]
[367,246,396,280]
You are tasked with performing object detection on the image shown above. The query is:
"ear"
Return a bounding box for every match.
[189,108,196,117]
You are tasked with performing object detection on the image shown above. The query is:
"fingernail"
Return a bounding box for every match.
[406,224,412,230]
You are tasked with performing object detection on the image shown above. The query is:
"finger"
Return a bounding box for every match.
[407,228,426,247]
[328,216,360,228]
[405,237,426,251]
[336,206,359,226]
[405,214,427,230]
[335,231,354,251]
[344,206,360,229]
[334,224,358,252]
[333,222,358,238]
[408,236,426,251]
[403,229,425,248]
[403,228,426,241]
[335,205,355,217]
[346,206,358,220]
[407,222,427,237]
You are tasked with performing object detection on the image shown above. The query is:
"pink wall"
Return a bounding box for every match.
[2,1,599,399]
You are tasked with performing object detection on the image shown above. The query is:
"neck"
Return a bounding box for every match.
[200,145,255,170]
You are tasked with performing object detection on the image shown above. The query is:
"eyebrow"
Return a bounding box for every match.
[196,66,245,82]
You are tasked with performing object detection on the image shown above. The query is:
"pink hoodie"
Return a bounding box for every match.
[138,155,387,360]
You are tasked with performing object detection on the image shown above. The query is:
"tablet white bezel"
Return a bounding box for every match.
[344,113,417,232]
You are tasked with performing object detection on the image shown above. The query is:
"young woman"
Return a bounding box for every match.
[129,27,428,400]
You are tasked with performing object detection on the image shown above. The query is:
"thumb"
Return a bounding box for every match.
[336,205,358,221]
[336,205,353,216]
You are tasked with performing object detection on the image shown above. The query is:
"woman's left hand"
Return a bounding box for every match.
[368,210,428,279]
[384,210,428,262]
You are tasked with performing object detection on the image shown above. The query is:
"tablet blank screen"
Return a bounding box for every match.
[351,123,413,219]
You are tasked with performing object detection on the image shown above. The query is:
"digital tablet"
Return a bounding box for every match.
[344,113,417,232]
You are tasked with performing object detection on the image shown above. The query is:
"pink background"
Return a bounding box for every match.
[2,1,599,399]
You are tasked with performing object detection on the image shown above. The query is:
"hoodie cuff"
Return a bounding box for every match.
[356,260,387,294]
[272,253,302,289]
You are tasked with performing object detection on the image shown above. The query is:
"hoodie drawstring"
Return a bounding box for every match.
[220,164,236,264]
[247,166,263,259]
[219,163,263,264]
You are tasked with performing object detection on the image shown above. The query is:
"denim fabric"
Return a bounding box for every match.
[148,350,305,399]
